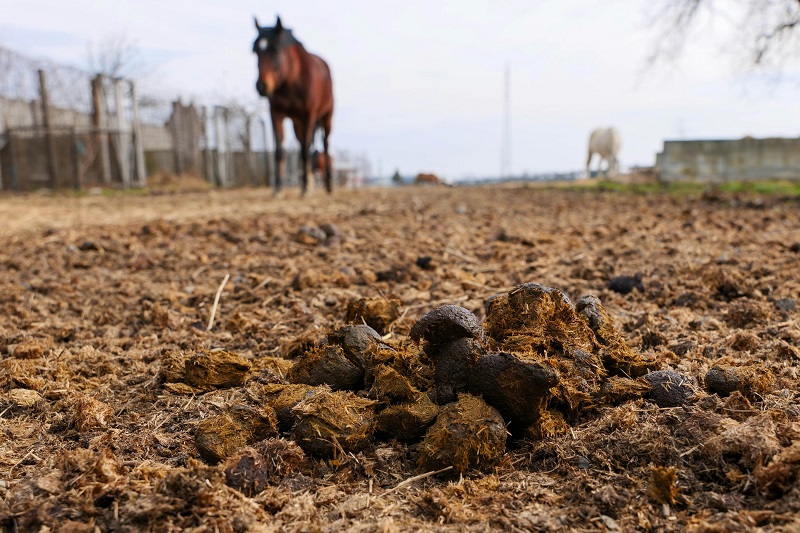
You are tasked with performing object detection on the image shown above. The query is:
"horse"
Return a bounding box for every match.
[414,173,443,186]
[586,127,621,178]
[253,16,334,194]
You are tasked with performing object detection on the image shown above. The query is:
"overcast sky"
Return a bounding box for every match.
[2,0,799,179]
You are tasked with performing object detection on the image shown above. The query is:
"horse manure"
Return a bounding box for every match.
[291,390,375,458]
[468,351,557,432]
[287,344,363,391]
[576,295,656,377]
[195,404,278,464]
[416,256,434,270]
[223,438,305,496]
[410,304,485,356]
[705,363,775,399]
[10,338,48,359]
[608,273,644,294]
[432,337,485,404]
[325,324,384,370]
[345,297,401,334]
[643,370,696,408]
[417,394,507,476]
[259,383,323,432]
[223,446,272,496]
[600,376,652,404]
[159,349,190,383]
[368,364,417,403]
[69,393,114,432]
[295,225,327,245]
[184,349,251,390]
[291,268,326,290]
[524,408,570,440]
[376,393,439,441]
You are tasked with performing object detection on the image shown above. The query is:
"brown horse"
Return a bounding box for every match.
[253,16,334,194]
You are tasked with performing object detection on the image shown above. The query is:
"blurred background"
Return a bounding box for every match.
[1,0,799,188]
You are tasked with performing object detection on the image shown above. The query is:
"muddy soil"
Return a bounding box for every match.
[1,184,799,532]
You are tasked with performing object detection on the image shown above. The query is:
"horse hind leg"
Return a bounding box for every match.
[322,113,333,193]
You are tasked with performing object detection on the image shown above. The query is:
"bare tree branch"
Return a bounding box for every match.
[646,0,800,71]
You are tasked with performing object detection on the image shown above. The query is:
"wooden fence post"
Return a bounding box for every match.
[223,107,232,187]
[130,81,147,187]
[201,106,212,183]
[259,116,271,188]
[91,75,112,185]
[38,69,59,188]
[214,106,227,187]
[113,78,131,188]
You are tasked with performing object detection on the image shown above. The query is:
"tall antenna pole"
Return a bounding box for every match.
[501,63,511,180]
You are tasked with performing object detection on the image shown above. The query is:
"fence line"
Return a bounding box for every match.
[0,45,361,192]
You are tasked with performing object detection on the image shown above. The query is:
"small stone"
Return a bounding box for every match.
[775,298,796,312]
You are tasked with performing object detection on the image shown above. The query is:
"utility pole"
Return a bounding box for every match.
[501,63,511,180]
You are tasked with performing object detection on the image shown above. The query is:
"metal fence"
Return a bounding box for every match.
[0,45,322,192]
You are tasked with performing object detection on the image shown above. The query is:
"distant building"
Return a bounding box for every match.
[656,137,800,182]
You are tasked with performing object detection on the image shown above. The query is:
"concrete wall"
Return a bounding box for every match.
[657,137,800,182]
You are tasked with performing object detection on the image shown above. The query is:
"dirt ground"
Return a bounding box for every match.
[1,183,799,532]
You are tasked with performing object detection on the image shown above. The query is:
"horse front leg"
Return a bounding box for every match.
[294,117,317,195]
[271,111,286,195]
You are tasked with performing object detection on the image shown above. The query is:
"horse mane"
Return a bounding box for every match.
[253,26,303,52]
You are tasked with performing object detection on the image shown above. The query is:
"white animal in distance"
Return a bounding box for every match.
[586,127,621,178]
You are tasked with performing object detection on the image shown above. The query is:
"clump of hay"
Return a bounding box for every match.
[185,349,251,390]
[345,297,401,334]
[417,394,507,476]
[291,390,375,457]
[195,404,278,464]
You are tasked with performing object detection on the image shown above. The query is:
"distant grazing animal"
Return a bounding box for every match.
[254,16,334,194]
[586,127,621,178]
[414,173,443,186]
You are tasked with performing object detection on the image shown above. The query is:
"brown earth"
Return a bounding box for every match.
[1,184,799,532]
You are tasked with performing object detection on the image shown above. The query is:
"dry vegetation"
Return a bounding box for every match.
[1,183,799,532]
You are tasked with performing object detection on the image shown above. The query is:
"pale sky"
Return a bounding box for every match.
[2,0,799,179]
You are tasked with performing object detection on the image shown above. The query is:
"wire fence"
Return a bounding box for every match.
[0,45,352,192]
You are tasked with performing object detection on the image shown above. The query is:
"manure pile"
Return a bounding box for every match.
[1,186,799,532]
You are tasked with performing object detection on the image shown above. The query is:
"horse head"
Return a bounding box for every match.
[253,15,302,97]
